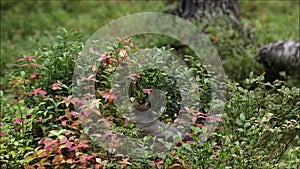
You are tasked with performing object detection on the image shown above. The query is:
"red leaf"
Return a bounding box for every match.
[100,131,112,141]
[34,116,43,123]
[62,121,67,127]
[13,117,23,125]
[119,157,131,169]
[30,88,47,96]
[96,52,107,62]
[111,134,117,142]
[81,77,99,82]
[89,47,94,53]
[52,154,64,164]
[30,72,38,79]
[106,58,110,65]
[52,80,62,90]
[83,110,91,117]
[142,88,153,95]
[78,141,90,149]
[101,89,116,104]
[0,132,6,137]
[20,63,29,67]
[21,63,40,67]
[70,111,80,118]
[207,115,223,122]
[16,58,26,63]
[124,118,129,127]
[59,136,68,144]
[16,55,37,62]
[110,58,118,63]
[77,154,94,164]
[58,95,77,107]
[127,73,141,81]
[43,138,58,151]
[67,152,74,159]
[66,141,77,151]
[70,121,81,128]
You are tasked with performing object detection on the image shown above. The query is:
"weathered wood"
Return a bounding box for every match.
[258,40,300,81]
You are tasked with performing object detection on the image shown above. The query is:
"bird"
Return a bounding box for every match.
[258,40,300,82]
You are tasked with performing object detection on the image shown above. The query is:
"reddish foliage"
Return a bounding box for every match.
[101,89,116,104]
[16,55,38,63]
[30,88,47,96]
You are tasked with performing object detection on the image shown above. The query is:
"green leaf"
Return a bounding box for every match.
[249,71,254,78]
[20,71,25,76]
[240,113,246,121]
[236,119,243,126]
[184,144,193,151]
[244,122,251,128]
[225,137,231,144]
[13,141,19,146]
[236,128,244,132]
[24,152,36,163]
[166,158,172,165]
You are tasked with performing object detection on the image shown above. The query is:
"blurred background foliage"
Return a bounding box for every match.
[1,0,165,88]
[1,1,299,89]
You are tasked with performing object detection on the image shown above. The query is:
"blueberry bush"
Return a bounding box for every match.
[1,1,299,169]
[1,29,299,168]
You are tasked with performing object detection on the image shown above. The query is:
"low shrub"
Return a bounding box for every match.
[1,30,299,169]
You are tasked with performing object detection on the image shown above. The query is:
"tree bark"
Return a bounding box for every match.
[173,0,242,31]
[176,0,240,19]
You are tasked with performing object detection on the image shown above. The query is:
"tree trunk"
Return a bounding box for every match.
[173,0,242,31]
[175,0,240,20]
